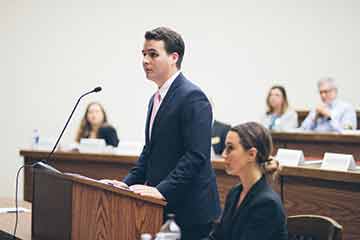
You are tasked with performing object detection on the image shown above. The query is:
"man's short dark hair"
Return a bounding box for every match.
[145,27,185,69]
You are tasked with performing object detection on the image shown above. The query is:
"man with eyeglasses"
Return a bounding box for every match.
[300,77,356,132]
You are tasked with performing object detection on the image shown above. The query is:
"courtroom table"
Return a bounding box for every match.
[272,132,360,160]
[20,149,360,239]
[0,198,31,240]
[278,163,360,240]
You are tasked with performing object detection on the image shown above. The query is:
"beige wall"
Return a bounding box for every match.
[1,0,359,197]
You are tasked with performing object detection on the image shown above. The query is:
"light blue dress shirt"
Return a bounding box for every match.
[260,109,298,131]
[300,99,357,132]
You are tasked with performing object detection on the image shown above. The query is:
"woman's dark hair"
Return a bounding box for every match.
[75,102,108,142]
[230,122,278,174]
[266,85,289,115]
[145,27,185,69]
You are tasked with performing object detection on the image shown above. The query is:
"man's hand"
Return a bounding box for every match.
[316,104,331,118]
[130,185,165,200]
[99,179,129,189]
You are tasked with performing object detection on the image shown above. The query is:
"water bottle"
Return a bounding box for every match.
[140,233,152,240]
[155,213,181,240]
[32,129,40,149]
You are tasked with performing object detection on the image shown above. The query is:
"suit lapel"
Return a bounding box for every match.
[145,95,155,143]
[150,73,184,142]
[230,175,267,234]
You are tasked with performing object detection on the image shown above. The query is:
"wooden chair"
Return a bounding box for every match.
[288,215,343,240]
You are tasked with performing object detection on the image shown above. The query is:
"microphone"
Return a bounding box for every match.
[36,86,102,165]
[12,87,102,238]
[94,86,102,92]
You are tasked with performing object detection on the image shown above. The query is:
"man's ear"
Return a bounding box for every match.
[171,52,179,65]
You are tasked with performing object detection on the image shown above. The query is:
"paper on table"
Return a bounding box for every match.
[0,207,31,214]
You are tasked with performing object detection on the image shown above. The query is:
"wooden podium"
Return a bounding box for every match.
[32,167,166,240]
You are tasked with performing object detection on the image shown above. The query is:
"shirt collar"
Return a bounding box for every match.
[327,98,338,109]
[157,71,181,100]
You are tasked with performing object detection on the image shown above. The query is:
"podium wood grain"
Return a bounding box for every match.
[71,183,163,240]
[32,169,165,240]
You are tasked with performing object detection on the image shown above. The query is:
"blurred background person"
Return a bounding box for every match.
[76,102,119,147]
[209,96,231,158]
[260,85,298,131]
[208,122,287,240]
[301,77,356,132]
[212,120,231,157]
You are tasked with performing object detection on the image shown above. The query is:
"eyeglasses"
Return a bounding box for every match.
[319,88,334,95]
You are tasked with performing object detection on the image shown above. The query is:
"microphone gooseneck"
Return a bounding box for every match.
[42,86,102,164]
[14,86,102,238]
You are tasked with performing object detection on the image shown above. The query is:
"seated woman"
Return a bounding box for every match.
[261,85,298,131]
[75,102,119,147]
[208,122,287,240]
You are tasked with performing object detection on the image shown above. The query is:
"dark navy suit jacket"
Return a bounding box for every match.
[209,175,288,240]
[123,73,221,227]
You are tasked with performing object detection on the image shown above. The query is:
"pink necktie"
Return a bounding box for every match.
[149,91,161,138]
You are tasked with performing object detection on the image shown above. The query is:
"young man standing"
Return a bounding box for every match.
[103,27,220,240]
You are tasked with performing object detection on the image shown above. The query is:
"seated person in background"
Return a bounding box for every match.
[260,85,298,131]
[301,77,356,132]
[75,102,119,147]
[212,120,231,156]
[208,122,287,240]
[208,97,231,157]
